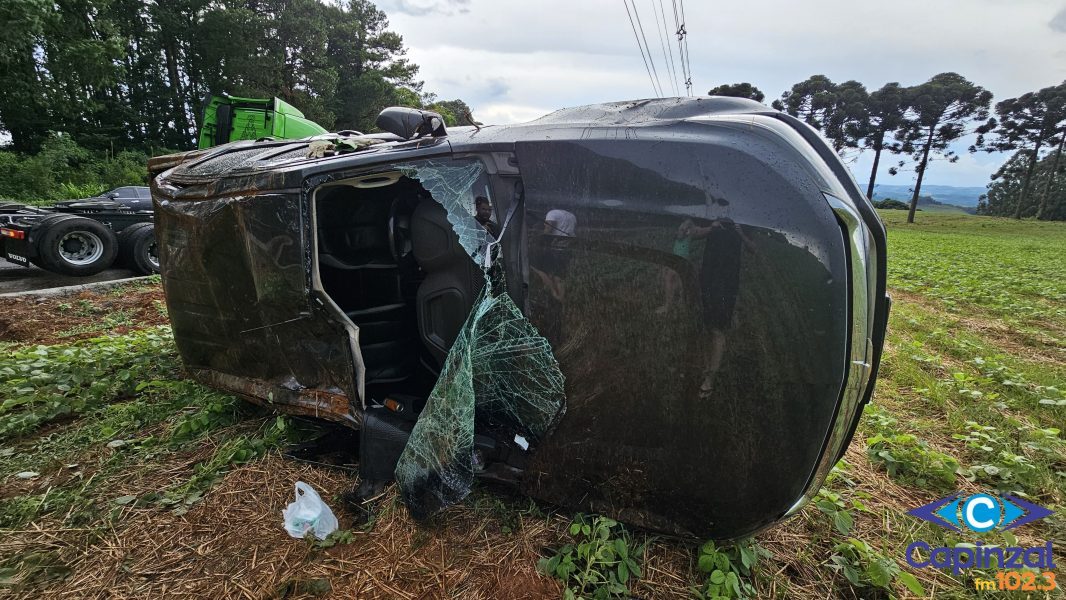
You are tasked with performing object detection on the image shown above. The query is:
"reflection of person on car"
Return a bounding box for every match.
[474,196,499,238]
[697,216,755,394]
[543,209,576,238]
[656,219,695,314]
[532,209,576,302]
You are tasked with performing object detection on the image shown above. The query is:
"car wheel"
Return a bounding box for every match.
[36,215,118,276]
[118,223,159,275]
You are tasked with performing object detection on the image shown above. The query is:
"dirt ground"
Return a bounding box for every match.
[1,455,569,599]
[0,280,167,345]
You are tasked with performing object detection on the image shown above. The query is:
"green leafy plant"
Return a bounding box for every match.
[166,385,246,443]
[312,529,354,549]
[538,515,645,600]
[814,489,861,535]
[953,421,1039,492]
[1024,427,1065,459]
[0,327,179,440]
[827,538,924,596]
[693,538,767,599]
[866,432,960,490]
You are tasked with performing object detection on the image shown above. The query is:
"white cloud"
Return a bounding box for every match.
[383,0,1066,185]
[376,0,470,16]
[1050,6,1066,33]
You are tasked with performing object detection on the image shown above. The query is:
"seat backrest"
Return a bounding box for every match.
[411,199,483,366]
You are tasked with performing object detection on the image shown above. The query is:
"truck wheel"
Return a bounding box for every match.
[36,215,118,276]
[27,214,69,269]
[118,223,159,275]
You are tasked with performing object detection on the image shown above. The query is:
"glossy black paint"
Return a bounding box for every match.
[152,97,887,539]
[508,121,848,538]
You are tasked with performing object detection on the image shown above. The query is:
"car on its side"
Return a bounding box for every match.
[149,97,889,539]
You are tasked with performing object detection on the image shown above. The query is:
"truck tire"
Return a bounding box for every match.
[26,213,69,269]
[118,222,159,275]
[35,215,118,276]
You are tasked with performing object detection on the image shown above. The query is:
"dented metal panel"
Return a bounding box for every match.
[153,185,361,419]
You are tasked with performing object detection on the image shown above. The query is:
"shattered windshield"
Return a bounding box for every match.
[392,159,566,518]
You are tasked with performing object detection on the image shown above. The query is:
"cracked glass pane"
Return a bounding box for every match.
[393,160,566,519]
[397,160,489,266]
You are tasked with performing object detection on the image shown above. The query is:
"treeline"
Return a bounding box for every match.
[0,0,468,154]
[0,0,471,201]
[0,135,149,203]
[710,77,1066,221]
[981,151,1065,220]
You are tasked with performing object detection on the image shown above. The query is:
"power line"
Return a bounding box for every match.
[628,0,664,97]
[679,0,692,95]
[651,0,679,96]
[623,0,660,97]
[670,0,692,96]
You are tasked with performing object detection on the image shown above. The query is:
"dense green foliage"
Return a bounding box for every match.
[981,148,1066,220]
[0,0,477,202]
[0,326,178,440]
[974,82,1066,219]
[872,198,910,210]
[707,83,765,102]
[0,134,150,202]
[0,0,439,153]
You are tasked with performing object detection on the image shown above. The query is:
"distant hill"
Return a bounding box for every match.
[872,184,984,209]
[873,194,974,214]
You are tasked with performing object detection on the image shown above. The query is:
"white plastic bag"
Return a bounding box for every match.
[282,481,338,540]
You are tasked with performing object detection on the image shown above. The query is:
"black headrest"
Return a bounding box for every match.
[411,199,470,270]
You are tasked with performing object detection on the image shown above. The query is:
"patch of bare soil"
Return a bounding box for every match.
[0,283,167,345]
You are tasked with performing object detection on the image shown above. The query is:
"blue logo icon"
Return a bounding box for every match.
[908,493,1053,532]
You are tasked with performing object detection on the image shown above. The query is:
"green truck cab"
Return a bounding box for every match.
[197,94,328,150]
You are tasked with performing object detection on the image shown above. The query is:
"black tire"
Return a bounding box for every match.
[118,222,159,275]
[26,214,65,269]
[35,215,118,276]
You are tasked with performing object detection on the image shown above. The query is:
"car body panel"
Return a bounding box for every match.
[503,115,850,537]
[152,185,362,423]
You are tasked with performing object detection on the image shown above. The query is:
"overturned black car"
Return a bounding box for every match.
[149,97,889,540]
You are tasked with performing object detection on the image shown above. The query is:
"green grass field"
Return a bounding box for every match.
[1,212,1063,598]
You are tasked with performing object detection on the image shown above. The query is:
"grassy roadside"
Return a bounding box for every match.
[1,212,1063,598]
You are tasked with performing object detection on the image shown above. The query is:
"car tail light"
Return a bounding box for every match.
[1,228,25,240]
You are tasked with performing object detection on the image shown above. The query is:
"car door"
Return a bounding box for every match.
[153,182,363,426]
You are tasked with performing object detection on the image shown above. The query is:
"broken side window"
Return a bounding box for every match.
[393,160,566,519]
[397,160,489,266]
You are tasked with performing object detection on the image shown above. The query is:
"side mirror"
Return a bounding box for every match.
[106,192,118,199]
[375,107,446,140]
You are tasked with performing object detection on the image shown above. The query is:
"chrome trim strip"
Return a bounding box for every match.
[785,193,874,516]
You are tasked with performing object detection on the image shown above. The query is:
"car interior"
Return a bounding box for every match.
[312,171,487,413]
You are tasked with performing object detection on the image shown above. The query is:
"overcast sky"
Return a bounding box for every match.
[376,0,1066,189]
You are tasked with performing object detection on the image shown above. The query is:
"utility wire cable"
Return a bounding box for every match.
[623,0,660,97]
[656,0,680,96]
[679,0,692,94]
[670,0,690,96]
[629,0,664,97]
[652,0,677,95]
